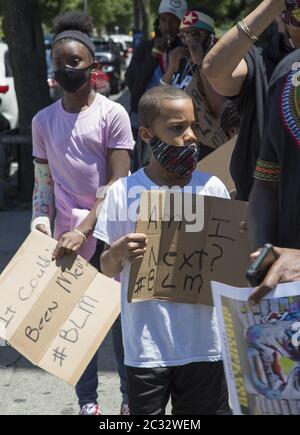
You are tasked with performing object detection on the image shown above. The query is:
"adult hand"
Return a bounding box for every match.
[249,247,300,304]
[110,233,148,264]
[168,46,189,71]
[52,231,86,260]
[185,38,205,66]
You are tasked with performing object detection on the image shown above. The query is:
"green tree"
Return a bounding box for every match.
[150,0,261,26]
[38,0,133,34]
[88,0,133,34]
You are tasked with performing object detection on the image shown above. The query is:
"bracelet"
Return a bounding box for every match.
[74,229,87,242]
[237,20,259,44]
[159,78,167,85]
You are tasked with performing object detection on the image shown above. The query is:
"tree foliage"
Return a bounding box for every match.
[38,0,133,34]
[150,0,261,25]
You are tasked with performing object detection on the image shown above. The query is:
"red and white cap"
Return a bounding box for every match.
[180,10,215,33]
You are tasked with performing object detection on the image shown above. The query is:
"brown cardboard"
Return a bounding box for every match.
[0,231,120,384]
[186,73,228,150]
[128,191,249,306]
[198,135,237,194]
[39,272,121,385]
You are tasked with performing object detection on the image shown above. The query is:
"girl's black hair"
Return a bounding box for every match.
[53,10,93,36]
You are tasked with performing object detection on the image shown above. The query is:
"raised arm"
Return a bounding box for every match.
[202,0,285,97]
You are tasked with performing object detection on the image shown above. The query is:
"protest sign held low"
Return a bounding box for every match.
[128,190,249,306]
[0,231,120,385]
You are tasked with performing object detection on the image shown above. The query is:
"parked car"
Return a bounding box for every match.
[0,41,18,130]
[0,41,18,208]
[92,37,126,94]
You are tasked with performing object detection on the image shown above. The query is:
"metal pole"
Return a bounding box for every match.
[84,0,88,13]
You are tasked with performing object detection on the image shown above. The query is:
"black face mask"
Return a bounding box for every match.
[54,64,93,93]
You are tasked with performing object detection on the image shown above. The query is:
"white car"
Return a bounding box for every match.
[0,41,18,130]
[108,34,133,66]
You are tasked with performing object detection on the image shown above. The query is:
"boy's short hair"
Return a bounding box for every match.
[138,85,192,128]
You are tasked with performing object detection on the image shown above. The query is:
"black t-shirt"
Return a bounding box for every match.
[255,48,300,248]
[230,33,292,201]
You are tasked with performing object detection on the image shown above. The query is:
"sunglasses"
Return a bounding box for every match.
[178,30,207,42]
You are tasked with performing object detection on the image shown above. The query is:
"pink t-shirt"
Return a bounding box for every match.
[32,93,134,259]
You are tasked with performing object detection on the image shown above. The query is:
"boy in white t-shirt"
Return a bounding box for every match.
[94,85,230,415]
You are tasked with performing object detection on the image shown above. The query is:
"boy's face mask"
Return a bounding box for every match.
[54,64,93,93]
[150,136,199,176]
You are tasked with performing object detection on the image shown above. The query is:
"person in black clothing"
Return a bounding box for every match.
[220,99,241,140]
[248,48,300,251]
[125,0,187,171]
[203,0,300,201]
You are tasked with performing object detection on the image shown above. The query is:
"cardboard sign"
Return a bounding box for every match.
[186,74,228,150]
[0,231,120,385]
[198,135,237,195]
[128,190,249,306]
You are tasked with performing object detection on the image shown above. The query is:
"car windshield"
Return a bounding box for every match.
[92,39,109,52]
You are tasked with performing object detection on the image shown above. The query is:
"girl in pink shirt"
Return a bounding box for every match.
[31,11,133,415]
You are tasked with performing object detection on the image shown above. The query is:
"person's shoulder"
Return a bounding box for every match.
[244,43,264,66]
[99,93,128,117]
[106,173,137,198]
[32,100,60,128]
[269,49,300,88]
[108,176,127,193]
[33,100,60,122]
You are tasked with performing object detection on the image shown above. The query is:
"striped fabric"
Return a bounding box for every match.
[150,137,199,176]
[280,66,300,147]
[254,159,281,182]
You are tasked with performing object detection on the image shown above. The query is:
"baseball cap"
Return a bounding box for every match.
[158,0,187,21]
[180,10,215,33]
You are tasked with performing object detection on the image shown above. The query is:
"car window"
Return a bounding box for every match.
[92,39,109,52]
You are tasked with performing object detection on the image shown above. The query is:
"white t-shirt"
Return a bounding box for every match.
[94,168,230,368]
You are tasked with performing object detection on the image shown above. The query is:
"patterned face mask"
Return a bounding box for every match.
[150,136,199,176]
